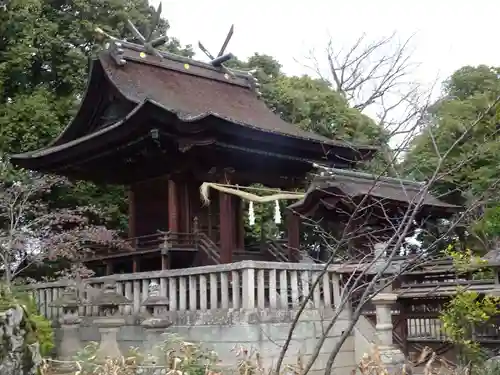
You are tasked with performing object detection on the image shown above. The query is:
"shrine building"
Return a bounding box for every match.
[10,27,455,275]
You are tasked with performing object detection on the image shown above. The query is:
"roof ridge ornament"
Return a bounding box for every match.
[197,25,262,96]
[126,3,168,58]
[198,24,234,67]
[95,14,261,95]
[95,3,168,64]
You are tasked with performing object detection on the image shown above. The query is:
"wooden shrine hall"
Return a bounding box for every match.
[10,22,455,275]
[289,167,459,262]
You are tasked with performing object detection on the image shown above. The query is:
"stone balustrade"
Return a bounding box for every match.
[31,261,345,320]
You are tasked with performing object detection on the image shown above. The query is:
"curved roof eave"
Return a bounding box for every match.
[49,59,108,147]
[12,98,337,165]
[10,100,153,165]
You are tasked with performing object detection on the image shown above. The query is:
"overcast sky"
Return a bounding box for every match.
[154,0,498,91]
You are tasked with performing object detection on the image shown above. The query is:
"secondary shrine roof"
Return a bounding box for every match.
[289,166,460,217]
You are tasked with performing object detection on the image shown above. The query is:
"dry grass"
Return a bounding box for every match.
[39,340,493,375]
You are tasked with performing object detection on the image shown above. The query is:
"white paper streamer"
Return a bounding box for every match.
[248,201,255,226]
[274,200,281,224]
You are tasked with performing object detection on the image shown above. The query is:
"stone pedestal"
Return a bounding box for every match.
[141,318,172,356]
[371,293,405,371]
[58,322,81,361]
[95,317,126,360]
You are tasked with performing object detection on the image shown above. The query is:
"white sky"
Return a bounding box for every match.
[154,0,499,91]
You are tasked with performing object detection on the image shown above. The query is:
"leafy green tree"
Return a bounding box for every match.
[403,65,500,252]
[229,53,387,145]
[404,65,500,203]
[0,0,193,231]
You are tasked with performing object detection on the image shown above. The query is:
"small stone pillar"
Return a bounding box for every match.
[50,285,84,364]
[371,293,405,369]
[141,281,172,356]
[374,242,387,259]
[91,280,131,360]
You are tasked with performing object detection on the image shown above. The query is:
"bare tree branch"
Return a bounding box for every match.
[0,160,127,285]
[271,82,500,374]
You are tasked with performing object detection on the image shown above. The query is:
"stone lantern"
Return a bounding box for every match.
[91,280,131,360]
[141,281,172,355]
[50,285,84,362]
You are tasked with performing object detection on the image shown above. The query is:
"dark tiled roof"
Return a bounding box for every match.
[10,45,378,173]
[289,167,459,212]
[99,46,375,150]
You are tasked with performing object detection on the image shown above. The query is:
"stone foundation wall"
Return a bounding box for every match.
[54,308,356,375]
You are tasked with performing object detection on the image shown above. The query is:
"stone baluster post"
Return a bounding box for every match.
[373,242,388,260]
[50,285,84,367]
[91,280,131,360]
[371,293,405,369]
[141,281,172,358]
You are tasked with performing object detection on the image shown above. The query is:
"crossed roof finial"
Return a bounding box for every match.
[198,25,235,67]
[126,3,168,58]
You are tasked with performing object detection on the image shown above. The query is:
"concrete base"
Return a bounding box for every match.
[54,308,356,374]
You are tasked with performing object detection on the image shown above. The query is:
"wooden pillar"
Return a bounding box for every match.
[287,210,300,262]
[237,198,245,250]
[219,178,234,264]
[182,182,191,233]
[106,262,113,276]
[129,186,137,273]
[168,180,179,232]
[161,255,168,270]
[128,187,136,239]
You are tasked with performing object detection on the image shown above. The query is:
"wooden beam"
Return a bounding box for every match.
[168,179,179,232]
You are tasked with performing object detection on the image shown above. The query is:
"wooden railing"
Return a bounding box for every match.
[85,232,212,262]
[363,308,500,345]
[85,232,294,265]
[31,261,343,320]
[196,233,221,264]
[267,239,289,262]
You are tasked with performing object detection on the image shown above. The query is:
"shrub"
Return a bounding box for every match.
[0,284,54,356]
